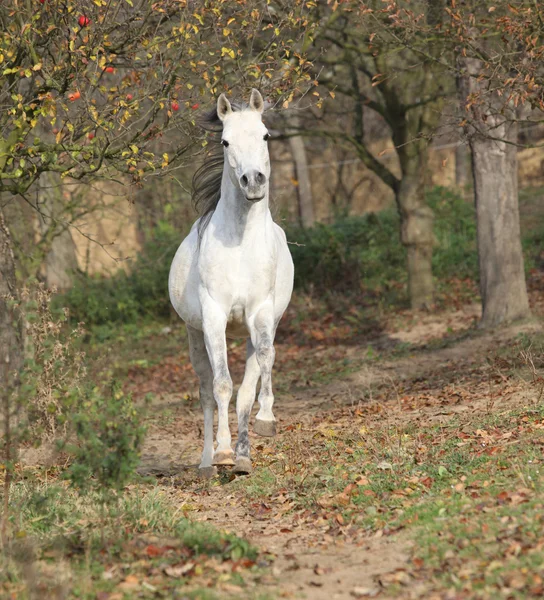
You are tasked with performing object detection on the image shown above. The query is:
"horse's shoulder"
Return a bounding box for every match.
[273,221,288,242]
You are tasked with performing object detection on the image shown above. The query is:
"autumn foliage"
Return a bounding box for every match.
[0,0,317,194]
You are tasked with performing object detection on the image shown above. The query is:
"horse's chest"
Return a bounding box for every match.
[204,247,274,294]
[200,249,273,325]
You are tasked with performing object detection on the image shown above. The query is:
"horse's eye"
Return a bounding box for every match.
[263,133,270,141]
[221,140,229,147]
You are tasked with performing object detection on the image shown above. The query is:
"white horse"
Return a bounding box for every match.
[169,89,294,476]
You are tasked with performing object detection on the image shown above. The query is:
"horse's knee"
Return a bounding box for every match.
[213,373,232,403]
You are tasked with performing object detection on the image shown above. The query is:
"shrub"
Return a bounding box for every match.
[19,284,86,438]
[286,186,479,297]
[427,186,478,280]
[61,383,146,503]
[286,209,405,294]
[62,220,182,325]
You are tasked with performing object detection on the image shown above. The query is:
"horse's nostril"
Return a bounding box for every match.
[256,172,266,185]
[241,174,249,187]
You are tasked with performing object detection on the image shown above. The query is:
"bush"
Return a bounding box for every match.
[286,186,478,296]
[63,186,541,323]
[61,382,146,504]
[62,221,182,325]
[286,209,405,294]
[428,186,478,280]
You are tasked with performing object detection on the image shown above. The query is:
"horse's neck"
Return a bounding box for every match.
[213,168,270,242]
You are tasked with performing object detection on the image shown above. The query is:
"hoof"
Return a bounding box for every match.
[212,449,235,466]
[254,418,277,437]
[198,466,218,479]
[233,457,252,475]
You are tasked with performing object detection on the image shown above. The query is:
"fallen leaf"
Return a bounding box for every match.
[164,562,195,578]
[351,587,380,598]
[145,544,166,557]
[377,461,392,470]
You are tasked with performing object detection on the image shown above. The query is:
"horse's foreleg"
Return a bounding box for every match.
[201,300,235,466]
[234,339,260,474]
[187,325,215,473]
[250,305,277,437]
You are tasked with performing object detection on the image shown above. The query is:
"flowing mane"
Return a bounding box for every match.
[193,101,248,238]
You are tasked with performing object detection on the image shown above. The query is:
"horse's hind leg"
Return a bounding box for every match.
[234,339,260,474]
[250,304,278,437]
[187,325,215,475]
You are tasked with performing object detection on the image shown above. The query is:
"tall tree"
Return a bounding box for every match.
[36,174,79,290]
[288,116,315,227]
[300,1,453,309]
[0,0,317,388]
[0,209,23,546]
[383,1,541,326]
[460,54,531,326]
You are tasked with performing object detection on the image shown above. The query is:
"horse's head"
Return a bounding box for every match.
[217,89,270,203]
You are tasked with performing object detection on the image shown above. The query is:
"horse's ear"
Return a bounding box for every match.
[249,89,264,114]
[217,93,232,121]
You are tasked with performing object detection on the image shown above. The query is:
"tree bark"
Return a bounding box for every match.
[395,151,435,310]
[288,118,315,228]
[0,209,23,386]
[462,59,531,327]
[0,209,23,547]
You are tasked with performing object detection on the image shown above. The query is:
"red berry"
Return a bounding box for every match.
[39,0,46,4]
[191,103,199,110]
[68,90,81,101]
[126,93,133,101]
[78,15,90,27]
[105,66,114,74]
[171,101,179,111]
[88,132,95,140]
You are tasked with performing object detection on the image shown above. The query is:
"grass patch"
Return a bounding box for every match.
[1,480,259,599]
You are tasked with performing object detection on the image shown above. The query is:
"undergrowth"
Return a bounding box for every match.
[62,185,544,326]
[2,482,257,599]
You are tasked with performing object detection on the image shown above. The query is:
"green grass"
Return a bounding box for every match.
[1,481,258,599]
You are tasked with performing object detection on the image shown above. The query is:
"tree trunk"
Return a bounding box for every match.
[462,59,531,327]
[288,119,315,228]
[386,64,439,310]
[0,209,23,386]
[396,166,434,310]
[393,104,435,310]
[0,209,23,547]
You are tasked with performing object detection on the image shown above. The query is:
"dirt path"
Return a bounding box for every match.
[17,299,542,599]
[130,316,542,599]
